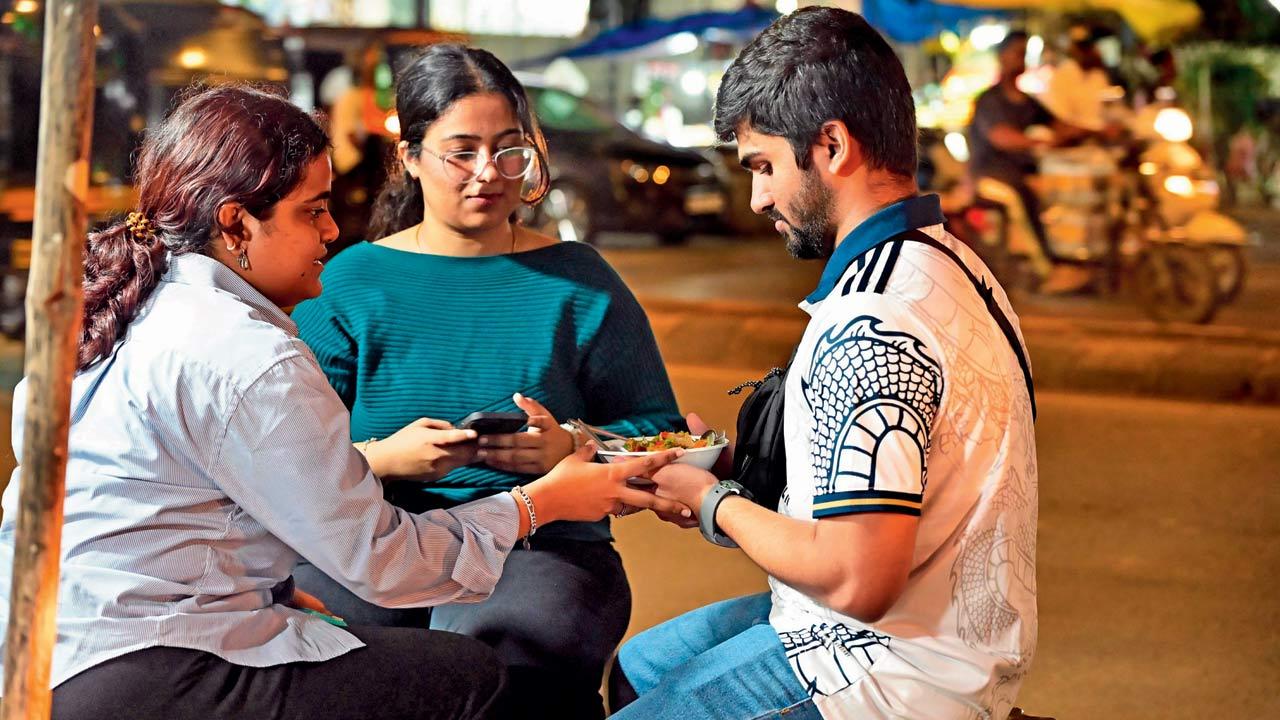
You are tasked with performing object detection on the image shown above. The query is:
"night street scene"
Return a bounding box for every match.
[0,1,1277,719]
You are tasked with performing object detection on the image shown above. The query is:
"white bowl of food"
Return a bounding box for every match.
[596,430,728,472]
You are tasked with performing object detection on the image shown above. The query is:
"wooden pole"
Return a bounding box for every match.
[2,1,98,717]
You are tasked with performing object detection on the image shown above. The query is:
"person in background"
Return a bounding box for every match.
[292,45,685,720]
[1042,24,1118,135]
[0,85,685,720]
[970,30,1091,293]
[329,41,395,247]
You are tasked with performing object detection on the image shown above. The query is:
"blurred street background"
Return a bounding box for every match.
[2,0,1280,718]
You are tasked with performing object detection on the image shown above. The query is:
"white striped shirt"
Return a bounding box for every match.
[0,252,520,689]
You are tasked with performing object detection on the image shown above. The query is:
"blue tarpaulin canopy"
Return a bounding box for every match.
[516,5,779,67]
[863,0,1007,43]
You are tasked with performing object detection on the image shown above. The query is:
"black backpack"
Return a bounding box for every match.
[728,229,1036,511]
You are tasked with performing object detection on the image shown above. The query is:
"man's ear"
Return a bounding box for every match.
[816,120,863,177]
[215,202,250,252]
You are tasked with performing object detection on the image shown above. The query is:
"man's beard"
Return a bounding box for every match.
[768,169,836,260]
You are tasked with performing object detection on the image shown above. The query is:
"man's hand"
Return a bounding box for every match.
[687,412,734,480]
[650,462,719,527]
[477,394,575,475]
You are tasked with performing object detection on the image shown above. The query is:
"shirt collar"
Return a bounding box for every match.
[163,252,298,337]
[804,193,945,305]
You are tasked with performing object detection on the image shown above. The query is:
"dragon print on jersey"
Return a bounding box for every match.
[778,623,892,697]
[801,315,943,496]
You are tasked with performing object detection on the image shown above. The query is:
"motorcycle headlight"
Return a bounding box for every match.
[1163,175,1195,198]
[1154,108,1193,143]
[943,132,970,163]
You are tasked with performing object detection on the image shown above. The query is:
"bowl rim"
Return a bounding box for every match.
[596,439,727,456]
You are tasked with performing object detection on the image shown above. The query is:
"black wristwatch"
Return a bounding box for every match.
[699,480,752,548]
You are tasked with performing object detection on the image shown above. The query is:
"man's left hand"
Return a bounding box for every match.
[651,463,718,525]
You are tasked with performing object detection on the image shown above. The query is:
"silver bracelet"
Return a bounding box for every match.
[512,485,537,550]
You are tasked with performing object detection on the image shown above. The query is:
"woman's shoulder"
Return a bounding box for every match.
[518,230,621,283]
[323,240,387,273]
[514,226,562,253]
[312,241,409,295]
[140,281,309,386]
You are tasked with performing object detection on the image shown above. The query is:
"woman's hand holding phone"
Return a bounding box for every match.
[476,394,576,475]
[361,417,479,482]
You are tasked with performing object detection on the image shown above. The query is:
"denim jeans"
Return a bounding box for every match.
[612,593,822,720]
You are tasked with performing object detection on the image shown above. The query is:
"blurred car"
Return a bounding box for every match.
[704,144,775,236]
[521,84,728,245]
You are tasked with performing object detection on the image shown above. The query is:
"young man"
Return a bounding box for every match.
[1042,25,1115,134]
[611,8,1039,720]
[970,31,1089,293]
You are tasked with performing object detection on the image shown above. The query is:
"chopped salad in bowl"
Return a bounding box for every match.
[597,430,728,472]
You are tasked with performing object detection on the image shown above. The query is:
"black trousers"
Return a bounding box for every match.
[50,625,505,720]
[295,537,632,720]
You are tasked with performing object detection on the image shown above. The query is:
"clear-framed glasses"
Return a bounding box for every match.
[422,146,537,183]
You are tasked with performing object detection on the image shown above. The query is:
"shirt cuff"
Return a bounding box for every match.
[424,492,522,601]
[453,491,522,552]
[812,490,922,519]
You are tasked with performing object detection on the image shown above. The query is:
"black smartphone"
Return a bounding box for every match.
[459,411,528,435]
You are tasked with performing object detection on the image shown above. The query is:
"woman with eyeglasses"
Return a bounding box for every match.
[291,45,683,719]
[0,85,688,720]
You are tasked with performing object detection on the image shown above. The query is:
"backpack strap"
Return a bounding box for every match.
[893,229,1037,420]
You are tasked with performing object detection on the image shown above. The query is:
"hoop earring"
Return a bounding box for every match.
[237,250,250,271]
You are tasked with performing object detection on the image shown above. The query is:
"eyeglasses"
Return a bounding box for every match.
[422,146,537,183]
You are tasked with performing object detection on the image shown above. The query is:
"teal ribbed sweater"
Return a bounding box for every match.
[292,241,682,541]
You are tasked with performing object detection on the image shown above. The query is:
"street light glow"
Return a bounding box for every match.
[944,132,970,163]
[14,1,38,14]
[970,23,1008,51]
[939,31,960,54]
[665,32,698,56]
[177,47,208,70]
[680,70,707,96]
[1163,175,1194,197]
[1154,107,1194,143]
[1026,35,1044,65]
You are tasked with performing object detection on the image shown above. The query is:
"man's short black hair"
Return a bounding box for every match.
[714,6,917,178]
[998,30,1030,55]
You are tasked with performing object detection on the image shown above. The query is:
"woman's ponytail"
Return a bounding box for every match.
[366,169,424,241]
[77,217,167,371]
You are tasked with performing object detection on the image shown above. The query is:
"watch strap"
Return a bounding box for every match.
[699,480,752,548]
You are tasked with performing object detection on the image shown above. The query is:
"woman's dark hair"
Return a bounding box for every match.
[78,85,328,371]
[367,44,551,240]
[713,6,917,178]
